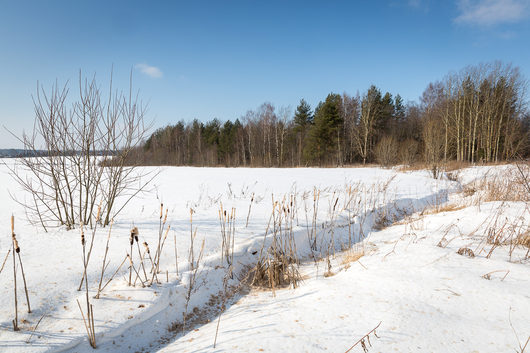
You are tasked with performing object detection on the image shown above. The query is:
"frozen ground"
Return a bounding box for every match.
[0,160,528,352]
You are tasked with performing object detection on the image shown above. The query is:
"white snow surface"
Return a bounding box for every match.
[0,160,528,352]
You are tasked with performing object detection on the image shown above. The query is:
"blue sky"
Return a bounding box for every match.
[1,0,530,148]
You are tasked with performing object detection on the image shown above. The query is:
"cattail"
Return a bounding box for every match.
[80,222,85,246]
[163,209,168,224]
[143,242,150,254]
[131,227,139,244]
[160,203,163,219]
[13,238,20,253]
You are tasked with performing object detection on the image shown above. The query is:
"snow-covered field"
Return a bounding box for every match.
[0,159,528,352]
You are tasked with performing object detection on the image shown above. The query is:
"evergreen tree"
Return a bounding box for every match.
[304,93,343,165]
[294,99,313,128]
[293,99,313,166]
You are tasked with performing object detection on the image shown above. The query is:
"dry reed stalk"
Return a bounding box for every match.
[98,254,129,293]
[25,311,47,343]
[128,253,145,287]
[213,274,230,348]
[182,235,205,332]
[143,242,157,279]
[174,233,179,280]
[131,226,149,284]
[0,248,11,275]
[149,205,168,285]
[251,196,302,291]
[95,220,114,299]
[128,228,134,286]
[77,204,102,291]
[344,321,382,353]
[245,193,254,228]
[150,224,170,286]
[11,216,19,331]
[482,269,510,281]
[79,222,96,348]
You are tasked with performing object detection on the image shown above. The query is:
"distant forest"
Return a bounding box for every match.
[128,62,530,167]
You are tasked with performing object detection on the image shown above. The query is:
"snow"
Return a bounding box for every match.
[0,159,528,352]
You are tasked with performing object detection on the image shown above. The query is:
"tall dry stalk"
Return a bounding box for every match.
[11,216,19,331]
[149,204,168,285]
[78,223,96,348]
[182,232,205,332]
[0,248,11,275]
[77,204,102,291]
[245,193,254,228]
[10,216,31,332]
[95,220,114,299]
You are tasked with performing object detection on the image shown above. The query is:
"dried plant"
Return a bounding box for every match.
[457,247,475,258]
[10,216,31,332]
[95,220,114,298]
[78,223,96,348]
[149,204,168,285]
[0,248,11,275]
[245,192,254,228]
[218,203,236,275]
[344,321,382,353]
[6,72,153,230]
[77,204,102,291]
[252,196,302,290]
[182,231,205,332]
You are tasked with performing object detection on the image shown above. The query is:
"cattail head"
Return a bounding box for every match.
[13,238,20,253]
[131,227,139,243]
[160,203,164,219]
[80,222,85,246]
[143,241,150,254]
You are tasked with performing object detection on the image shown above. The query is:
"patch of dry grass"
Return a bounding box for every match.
[341,250,365,265]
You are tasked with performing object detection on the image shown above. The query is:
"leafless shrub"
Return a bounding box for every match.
[374,135,398,167]
[6,72,153,231]
[398,139,419,166]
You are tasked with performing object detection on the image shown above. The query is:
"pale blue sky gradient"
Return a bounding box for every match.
[1,0,529,148]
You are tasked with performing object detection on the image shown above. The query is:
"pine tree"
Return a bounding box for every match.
[293,99,313,166]
[304,93,343,165]
[294,99,313,128]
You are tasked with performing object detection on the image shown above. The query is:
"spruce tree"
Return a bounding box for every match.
[304,93,343,165]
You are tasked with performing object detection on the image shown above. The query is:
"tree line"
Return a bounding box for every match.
[129,62,529,167]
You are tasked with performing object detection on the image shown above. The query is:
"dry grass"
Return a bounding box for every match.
[515,232,530,248]
[423,203,466,215]
[457,247,475,258]
[341,250,365,265]
[463,164,530,203]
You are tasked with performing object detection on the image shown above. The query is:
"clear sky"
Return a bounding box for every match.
[1,0,530,148]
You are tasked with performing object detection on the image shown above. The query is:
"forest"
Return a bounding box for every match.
[131,62,530,167]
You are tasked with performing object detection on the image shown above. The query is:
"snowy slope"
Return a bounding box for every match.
[0,160,527,353]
